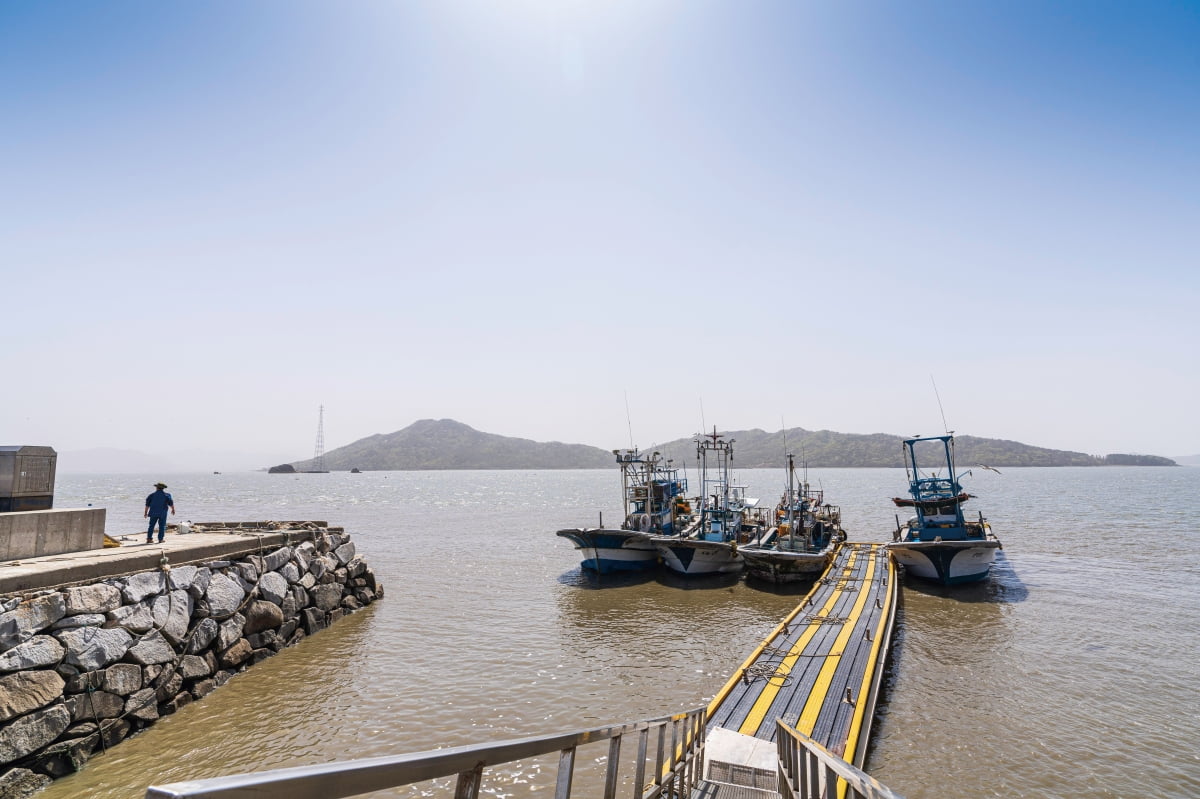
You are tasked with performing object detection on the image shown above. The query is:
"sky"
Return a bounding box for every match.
[2,0,1197,467]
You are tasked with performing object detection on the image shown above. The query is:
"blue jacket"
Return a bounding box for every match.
[145,490,174,516]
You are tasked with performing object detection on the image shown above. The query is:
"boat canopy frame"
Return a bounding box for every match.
[899,435,970,539]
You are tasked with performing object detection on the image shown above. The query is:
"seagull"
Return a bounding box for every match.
[978,464,1002,474]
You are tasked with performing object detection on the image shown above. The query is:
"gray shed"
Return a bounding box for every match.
[0,445,57,512]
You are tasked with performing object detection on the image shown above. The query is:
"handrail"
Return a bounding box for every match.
[145,707,707,799]
[775,720,905,799]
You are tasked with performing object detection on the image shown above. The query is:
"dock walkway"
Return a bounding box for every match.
[700,542,898,795]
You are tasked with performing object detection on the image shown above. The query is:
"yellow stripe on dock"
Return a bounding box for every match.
[842,551,896,767]
[734,547,865,736]
[705,545,864,720]
[706,543,897,769]
[794,548,877,736]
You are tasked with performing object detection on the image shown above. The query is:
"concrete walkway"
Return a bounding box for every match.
[0,523,326,595]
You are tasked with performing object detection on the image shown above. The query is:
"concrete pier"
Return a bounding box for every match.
[0,523,321,596]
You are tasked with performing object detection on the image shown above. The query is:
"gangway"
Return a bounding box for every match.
[700,543,899,797]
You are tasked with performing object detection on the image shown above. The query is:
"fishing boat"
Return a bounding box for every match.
[652,429,762,576]
[739,454,845,584]
[885,434,1001,585]
[556,448,690,573]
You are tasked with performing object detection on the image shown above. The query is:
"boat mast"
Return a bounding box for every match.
[903,439,916,494]
[614,449,631,522]
[647,451,660,519]
[622,452,632,521]
[696,427,732,534]
[721,431,731,514]
[786,453,796,545]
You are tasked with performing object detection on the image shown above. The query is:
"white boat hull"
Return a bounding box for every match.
[556,529,658,573]
[654,539,744,575]
[886,539,1000,585]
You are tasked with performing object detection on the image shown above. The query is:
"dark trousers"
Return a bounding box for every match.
[147,514,167,541]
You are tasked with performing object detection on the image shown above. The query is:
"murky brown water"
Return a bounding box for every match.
[41,466,1200,797]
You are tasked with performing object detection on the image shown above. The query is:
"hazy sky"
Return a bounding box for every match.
[3,1,1197,463]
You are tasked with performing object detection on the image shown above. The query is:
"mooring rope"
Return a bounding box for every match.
[799,615,850,625]
[740,663,794,687]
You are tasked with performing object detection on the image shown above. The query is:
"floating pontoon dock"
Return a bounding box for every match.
[700,542,898,794]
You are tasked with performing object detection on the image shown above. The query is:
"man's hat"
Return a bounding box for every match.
[154,482,167,489]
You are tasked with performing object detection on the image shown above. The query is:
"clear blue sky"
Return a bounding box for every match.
[2,1,1197,464]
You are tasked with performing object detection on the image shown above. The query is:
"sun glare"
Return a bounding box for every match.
[438,0,678,43]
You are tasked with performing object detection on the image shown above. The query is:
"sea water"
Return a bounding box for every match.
[34,466,1200,798]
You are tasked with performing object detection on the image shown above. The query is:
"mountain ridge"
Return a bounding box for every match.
[282,419,1177,471]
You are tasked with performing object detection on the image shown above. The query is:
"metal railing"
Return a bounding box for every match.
[145,707,707,799]
[775,721,904,799]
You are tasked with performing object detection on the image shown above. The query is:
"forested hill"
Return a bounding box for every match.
[646,429,1177,469]
[288,419,614,471]
[279,419,1176,471]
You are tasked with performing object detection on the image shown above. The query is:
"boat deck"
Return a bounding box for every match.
[704,542,897,775]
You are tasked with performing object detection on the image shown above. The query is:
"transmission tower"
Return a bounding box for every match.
[313,405,327,472]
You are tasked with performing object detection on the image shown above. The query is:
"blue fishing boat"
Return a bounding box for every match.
[652,429,762,576]
[739,454,845,584]
[885,434,1001,585]
[556,448,690,573]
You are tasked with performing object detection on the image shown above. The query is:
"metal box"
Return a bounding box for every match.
[0,445,57,512]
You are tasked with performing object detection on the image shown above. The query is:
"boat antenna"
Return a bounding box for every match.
[781,416,789,488]
[931,374,951,435]
[678,446,691,497]
[699,396,707,437]
[623,389,635,450]
[800,435,808,478]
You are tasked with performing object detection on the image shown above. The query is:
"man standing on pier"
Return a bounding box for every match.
[144,482,175,544]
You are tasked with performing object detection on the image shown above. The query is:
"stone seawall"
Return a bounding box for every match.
[0,525,383,798]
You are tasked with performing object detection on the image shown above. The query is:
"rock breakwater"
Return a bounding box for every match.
[0,525,382,797]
